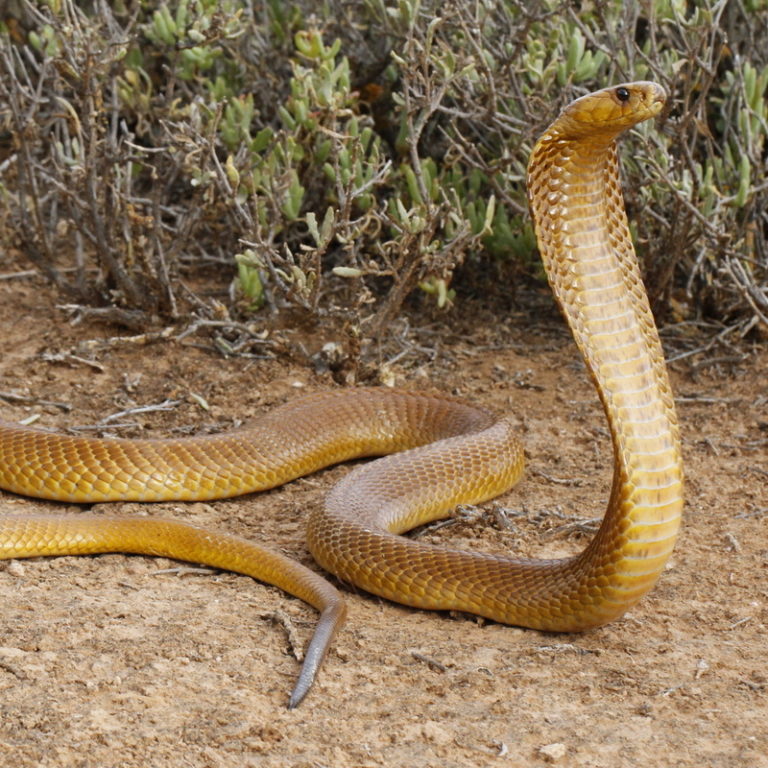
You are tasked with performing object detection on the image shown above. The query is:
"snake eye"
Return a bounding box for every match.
[615,87,631,102]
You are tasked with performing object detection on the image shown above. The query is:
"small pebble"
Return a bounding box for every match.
[5,560,25,577]
[539,742,567,762]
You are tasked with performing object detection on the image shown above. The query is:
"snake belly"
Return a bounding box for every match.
[0,82,684,705]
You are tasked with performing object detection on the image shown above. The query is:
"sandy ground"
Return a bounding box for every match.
[0,273,765,768]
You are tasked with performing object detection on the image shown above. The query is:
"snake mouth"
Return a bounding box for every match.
[646,99,664,120]
[624,81,666,121]
[648,84,667,116]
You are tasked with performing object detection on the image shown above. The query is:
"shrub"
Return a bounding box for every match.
[1,0,766,347]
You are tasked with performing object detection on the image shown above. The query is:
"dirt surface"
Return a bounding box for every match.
[0,273,765,768]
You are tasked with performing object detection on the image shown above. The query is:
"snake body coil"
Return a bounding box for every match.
[0,82,683,707]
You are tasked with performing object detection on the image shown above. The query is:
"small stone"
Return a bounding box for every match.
[539,742,567,762]
[5,560,25,577]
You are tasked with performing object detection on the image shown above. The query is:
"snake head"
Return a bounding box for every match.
[550,81,667,141]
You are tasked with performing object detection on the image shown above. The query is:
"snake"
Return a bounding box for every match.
[0,82,683,708]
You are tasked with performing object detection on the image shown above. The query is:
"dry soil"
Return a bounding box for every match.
[0,274,766,768]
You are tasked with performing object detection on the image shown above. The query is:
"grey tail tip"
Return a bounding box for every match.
[287,680,310,709]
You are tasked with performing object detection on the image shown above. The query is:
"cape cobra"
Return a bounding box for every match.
[0,82,683,707]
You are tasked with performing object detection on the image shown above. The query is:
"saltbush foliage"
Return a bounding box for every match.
[0,0,766,342]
